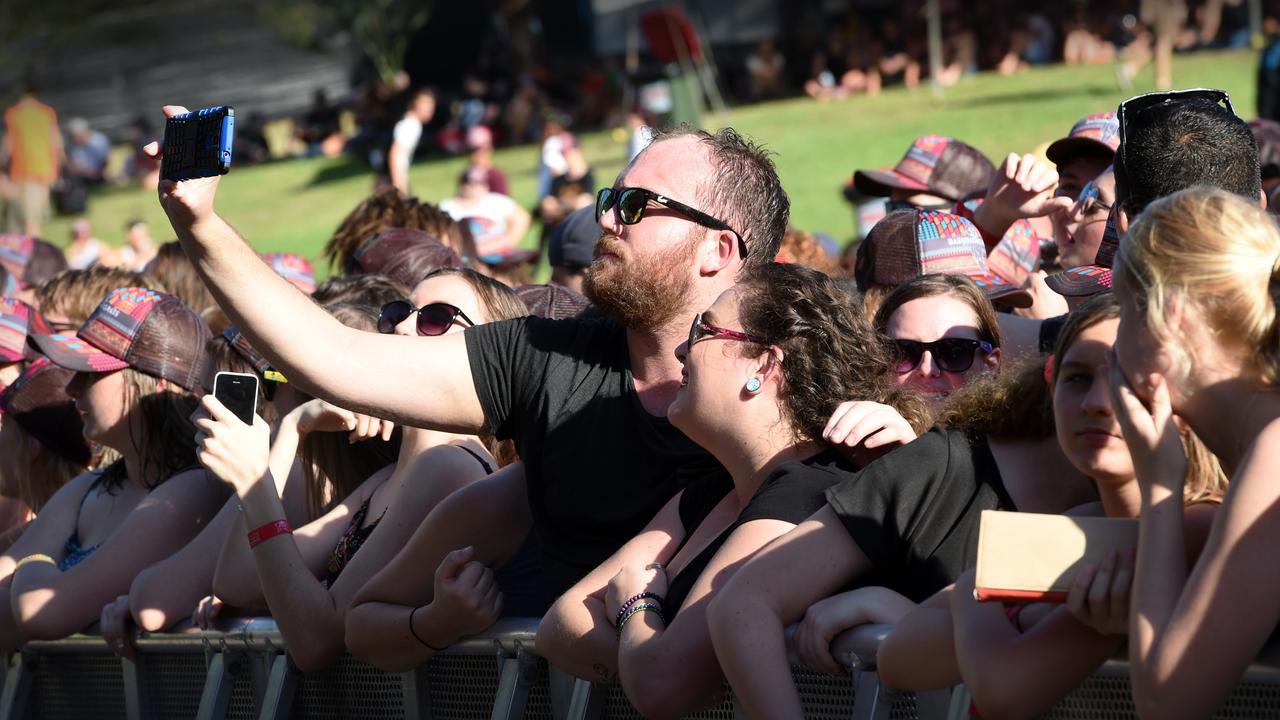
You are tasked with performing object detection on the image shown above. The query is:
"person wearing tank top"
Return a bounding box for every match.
[195,270,539,673]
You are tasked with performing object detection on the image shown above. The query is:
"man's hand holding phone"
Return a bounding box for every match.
[147,106,223,236]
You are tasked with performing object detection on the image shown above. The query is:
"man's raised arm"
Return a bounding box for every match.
[151,106,485,434]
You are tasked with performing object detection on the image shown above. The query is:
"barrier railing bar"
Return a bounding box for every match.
[9,617,1280,720]
[122,654,145,720]
[852,667,889,720]
[257,653,294,720]
[565,676,605,720]
[400,665,428,720]
[195,651,235,720]
[490,654,528,720]
[0,654,29,720]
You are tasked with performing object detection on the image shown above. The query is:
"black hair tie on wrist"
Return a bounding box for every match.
[409,605,448,652]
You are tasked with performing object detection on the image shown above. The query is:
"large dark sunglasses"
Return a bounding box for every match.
[597,187,748,259]
[688,313,765,348]
[1115,88,1234,209]
[377,300,475,336]
[893,338,994,374]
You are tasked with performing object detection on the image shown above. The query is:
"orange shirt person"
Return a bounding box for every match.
[2,93,63,237]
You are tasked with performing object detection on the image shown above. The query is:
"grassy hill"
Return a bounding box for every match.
[41,49,1259,277]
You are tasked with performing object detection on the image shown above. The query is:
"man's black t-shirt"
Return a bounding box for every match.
[825,427,1016,602]
[466,315,723,597]
[664,449,852,619]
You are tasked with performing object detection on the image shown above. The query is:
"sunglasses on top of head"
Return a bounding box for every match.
[377,300,475,336]
[596,187,749,259]
[893,338,994,374]
[1114,88,1234,207]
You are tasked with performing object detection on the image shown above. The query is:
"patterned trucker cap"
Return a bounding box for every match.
[853,135,996,202]
[0,297,38,364]
[264,253,317,295]
[1044,214,1121,297]
[0,357,91,466]
[31,287,211,391]
[855,209,1033,308]
[1046,112,1121,166]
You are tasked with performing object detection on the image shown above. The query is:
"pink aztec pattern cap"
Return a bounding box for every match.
[855,209,1033,308]
[31,287,212,391]
[0,234,34,289]
[264,252,317,294]
[959,198,1043,287]
[853,135,996,202]
[0,297,38,364]
[1046,112,1120,166]
[1044,214,1120,297]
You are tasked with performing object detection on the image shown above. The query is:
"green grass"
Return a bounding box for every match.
[42,49,1259,276]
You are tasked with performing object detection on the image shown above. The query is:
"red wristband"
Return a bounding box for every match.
[248,519,292,548]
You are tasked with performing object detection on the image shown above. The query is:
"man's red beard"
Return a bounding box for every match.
[584,234,698,334]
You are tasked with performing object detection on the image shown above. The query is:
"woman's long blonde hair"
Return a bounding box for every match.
[1114,186,1280,387]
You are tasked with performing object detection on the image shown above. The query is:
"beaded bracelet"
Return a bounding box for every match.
[614,592,665,628]
[616,602,664,637]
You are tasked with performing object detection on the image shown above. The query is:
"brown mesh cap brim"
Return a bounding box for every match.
[853,169,930,197]
[982,284,1034,309]
[1044,265,1114,297]
[1045,137,1117,166]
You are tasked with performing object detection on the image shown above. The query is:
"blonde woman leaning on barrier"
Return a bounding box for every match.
[1101,187,1280,719]
[878,294,1227,719]
[192,269,526,673]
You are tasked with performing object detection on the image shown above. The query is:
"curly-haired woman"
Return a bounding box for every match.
[537,263,929,717]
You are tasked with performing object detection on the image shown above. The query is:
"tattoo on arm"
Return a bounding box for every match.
[593,663,618,683]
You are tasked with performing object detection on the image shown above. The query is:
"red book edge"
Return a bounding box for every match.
[974,587,1069,604]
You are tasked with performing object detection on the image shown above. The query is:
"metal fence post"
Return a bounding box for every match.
[257,653,295,720]
[196,650,241,720]
[122,654,146,720]
[0,654,30,720]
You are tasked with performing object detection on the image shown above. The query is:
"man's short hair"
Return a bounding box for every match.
[648,126,789,274]
[1117,99,1261,214]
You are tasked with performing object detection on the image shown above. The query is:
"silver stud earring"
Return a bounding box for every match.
[744,377,762,394]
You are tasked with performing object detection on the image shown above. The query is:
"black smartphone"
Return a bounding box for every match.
[213,371,259,425]
[161,106,235,182]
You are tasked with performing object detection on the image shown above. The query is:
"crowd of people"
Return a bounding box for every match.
[0,84,1272,720]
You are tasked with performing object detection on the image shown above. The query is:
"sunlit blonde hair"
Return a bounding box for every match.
[1114,186,1280,386]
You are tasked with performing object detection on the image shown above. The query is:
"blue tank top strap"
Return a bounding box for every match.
[58,471,109,571]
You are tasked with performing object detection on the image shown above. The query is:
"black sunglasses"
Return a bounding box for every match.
[1114,88,1234,209]
[596,187,748,259]
[893,338,994,374]
[377,300,475,336]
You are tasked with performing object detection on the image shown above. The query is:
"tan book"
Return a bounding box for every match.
[974,510,1138,603]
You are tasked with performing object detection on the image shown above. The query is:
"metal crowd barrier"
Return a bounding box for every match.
[2,618,1280,719]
